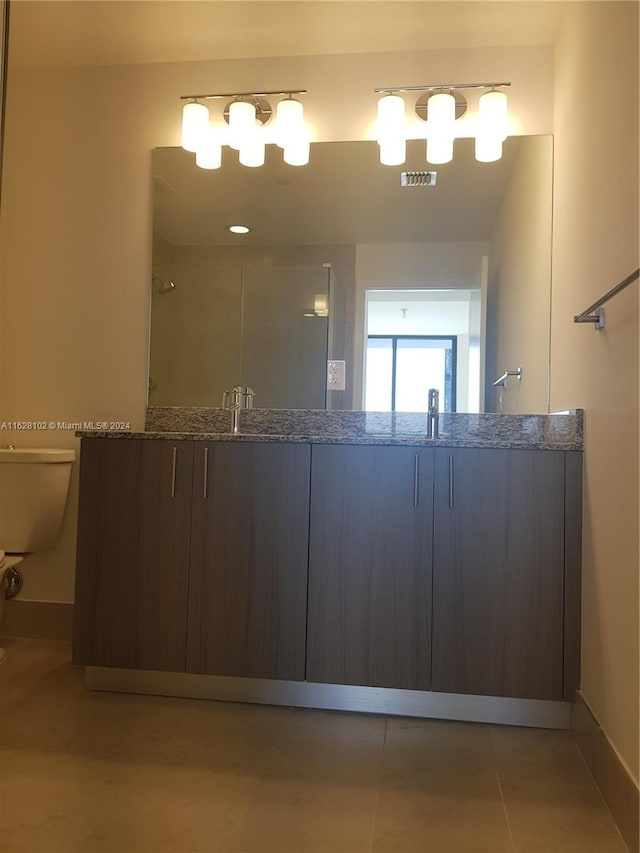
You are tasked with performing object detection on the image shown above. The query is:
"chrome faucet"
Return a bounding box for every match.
[427,388,439,439]
[222,386,255,434]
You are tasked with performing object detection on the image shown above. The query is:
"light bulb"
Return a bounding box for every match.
[276,98,305,149]
[475,134,503,163]
[181,101,209,153]
[478,90,509,140]
[283,132,310,166]
[379,137,406,166]
[195,127,222,169]
[228,100,256,151]
[475,90,508,162]
[426,133,454,164]
[425,92,455,164]
[427,92,456,130]
[239,128,266,167]
[376,94,406,165]
[376,94,405,141]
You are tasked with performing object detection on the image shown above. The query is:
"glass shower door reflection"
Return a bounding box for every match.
[240,265,331,409]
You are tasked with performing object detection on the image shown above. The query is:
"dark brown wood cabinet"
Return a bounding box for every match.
[306,444,434,690]
[74,438,310,680]
[73,438,194,671]
[431,447,567,700]
[186,442,310,680]
[73,437,581,704]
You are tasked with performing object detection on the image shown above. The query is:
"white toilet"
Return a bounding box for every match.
[0,446,76,662]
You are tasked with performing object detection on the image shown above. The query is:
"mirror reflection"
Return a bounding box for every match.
[150,135,552,413]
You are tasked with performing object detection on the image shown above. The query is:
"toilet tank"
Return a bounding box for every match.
[0,447,76,552]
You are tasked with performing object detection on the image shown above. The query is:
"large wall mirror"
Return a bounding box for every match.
[150,135,552,413]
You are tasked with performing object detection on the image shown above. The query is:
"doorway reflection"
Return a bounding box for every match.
[364,289,482,413]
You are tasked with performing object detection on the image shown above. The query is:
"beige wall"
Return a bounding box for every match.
[0,43,552,603]
[486,135,553,413]
[551,2,639,782]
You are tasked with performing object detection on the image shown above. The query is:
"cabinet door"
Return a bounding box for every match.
[73,439,194,671]
[432,448,564,700]
[187,442,310,681]
[307,445,433,690]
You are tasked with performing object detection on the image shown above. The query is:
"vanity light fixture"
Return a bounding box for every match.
[180,91,309,169]
[228,225,250,234]
[373,82,511,165]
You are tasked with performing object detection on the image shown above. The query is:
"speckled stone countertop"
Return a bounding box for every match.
[76,408,583,451]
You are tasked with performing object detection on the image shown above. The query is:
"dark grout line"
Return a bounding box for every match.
[570,739,632,852]
[496,771,518,853]
[367,716,389,853]
[220,705,294,853]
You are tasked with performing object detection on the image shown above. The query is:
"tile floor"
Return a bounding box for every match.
[0,638,629,853]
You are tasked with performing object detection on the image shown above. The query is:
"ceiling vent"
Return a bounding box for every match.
[400,171,437,187]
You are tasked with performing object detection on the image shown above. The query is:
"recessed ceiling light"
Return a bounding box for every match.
[229,224,250,234]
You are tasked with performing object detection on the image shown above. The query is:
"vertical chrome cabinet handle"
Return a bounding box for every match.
[448,455,454,508]
[170,446,177,498]
[414,454,420,507]
[203,447,209,499]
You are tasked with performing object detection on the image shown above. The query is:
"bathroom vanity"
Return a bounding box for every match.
[73,409,583,728]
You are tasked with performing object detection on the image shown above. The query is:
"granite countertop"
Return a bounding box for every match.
[76,432,579,450]
[77,408,584,451]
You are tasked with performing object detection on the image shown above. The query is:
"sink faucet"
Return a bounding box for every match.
[222,386,255,434]
[427,388,439,439]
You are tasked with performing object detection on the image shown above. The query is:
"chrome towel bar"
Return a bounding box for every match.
[493,367,522,388]
[574,268,639,329]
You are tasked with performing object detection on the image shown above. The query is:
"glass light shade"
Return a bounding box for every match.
[425,92,455,164]
[475,91,508,162]
[195,128,222,169]
[275,98,305,148]
[478,90,508,140]
[379,137,406,166]
[228,100,256,151]
[238,129,266,167]
[181,101,210,153]
[426,134,454,164]
[283,132,310,166]
[475,133,503,163]
[427,92,455,131]
[376,94,405,141]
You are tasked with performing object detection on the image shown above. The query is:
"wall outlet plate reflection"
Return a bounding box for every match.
[327,360,346,391]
